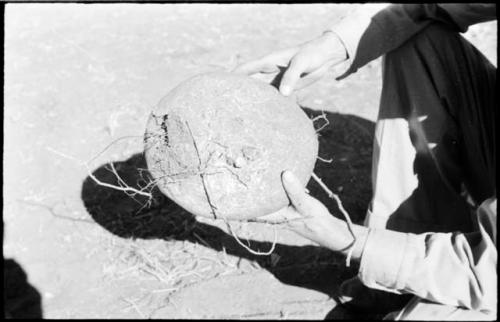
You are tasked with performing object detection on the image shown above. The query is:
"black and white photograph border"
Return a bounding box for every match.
[3,2,497,320]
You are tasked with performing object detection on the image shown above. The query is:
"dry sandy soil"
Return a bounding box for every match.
[4,3,496,319]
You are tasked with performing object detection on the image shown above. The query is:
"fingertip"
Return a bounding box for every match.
[280,85,292,96]
[280,171,315,215]
[281,171,303,194]
[279,57,305,96]
[281,170,294,184]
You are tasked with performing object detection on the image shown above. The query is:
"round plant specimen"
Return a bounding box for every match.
[144,72,318,220]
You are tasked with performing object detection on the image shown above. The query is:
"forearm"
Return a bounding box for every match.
[358,198,497,312]
[317,198,496,312]
[329,3,497,80]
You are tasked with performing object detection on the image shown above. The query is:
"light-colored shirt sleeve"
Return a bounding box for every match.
[358,197,497,314]
[327,3,389,78]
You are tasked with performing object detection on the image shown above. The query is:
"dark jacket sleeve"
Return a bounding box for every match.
[337,3,496,80]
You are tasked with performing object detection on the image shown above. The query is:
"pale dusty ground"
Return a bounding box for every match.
[4,3,496,319]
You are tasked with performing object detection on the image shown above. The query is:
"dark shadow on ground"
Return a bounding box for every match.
[81,108,377,319]
[4,258,43,319]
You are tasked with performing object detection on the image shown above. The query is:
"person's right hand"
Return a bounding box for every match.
[256,170,368,261]
[233,31,348,96]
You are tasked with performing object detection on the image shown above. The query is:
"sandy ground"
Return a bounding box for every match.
[4,3,496,319]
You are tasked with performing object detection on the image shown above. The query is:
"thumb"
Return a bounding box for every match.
[294,59,336,91]
[281,170,310,215]
[279,56,307,96]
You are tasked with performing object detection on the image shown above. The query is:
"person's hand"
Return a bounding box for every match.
[233,31,348,96]
[259,171,365,256]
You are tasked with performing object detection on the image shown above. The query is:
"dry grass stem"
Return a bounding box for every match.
[121,297,146,319]
[18,199,95,224]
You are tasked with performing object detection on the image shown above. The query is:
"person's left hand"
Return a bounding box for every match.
[233,32,347,96]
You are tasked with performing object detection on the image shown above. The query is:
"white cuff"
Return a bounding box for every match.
[326,3,390,79]
[358,228,411,293]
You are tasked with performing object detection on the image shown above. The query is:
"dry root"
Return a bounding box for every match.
[186,120,279,256]
[312,110,330,133]
[311,173,356,267]
[47,135,157,210]
[317,156,333,163]
[225,221,278,256]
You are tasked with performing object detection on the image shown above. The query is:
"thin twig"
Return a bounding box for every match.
[311,172,356,267]
[317,156,333,163]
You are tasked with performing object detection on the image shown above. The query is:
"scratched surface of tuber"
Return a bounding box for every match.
[144,72,318,220]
